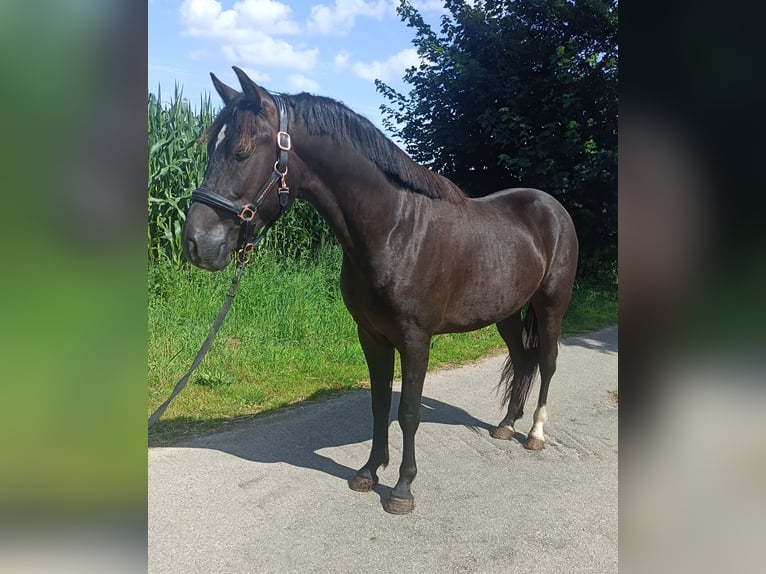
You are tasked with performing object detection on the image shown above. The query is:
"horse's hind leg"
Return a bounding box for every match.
[524,295,569,451]
[350,326,394,492]
[491,310,539,442]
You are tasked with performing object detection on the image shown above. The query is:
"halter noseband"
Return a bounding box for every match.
[190,93,291,264]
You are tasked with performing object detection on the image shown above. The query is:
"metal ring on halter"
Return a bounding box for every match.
[239,205,256,222]
[237,242,254,265]
[274,160,288,177]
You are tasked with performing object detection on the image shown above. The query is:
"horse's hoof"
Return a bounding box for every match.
[349,474,377,492]
[490,426,515,441]
[525,436,545,450]
[384,495,415,515]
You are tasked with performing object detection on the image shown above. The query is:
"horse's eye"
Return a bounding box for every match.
[234,144,253,161]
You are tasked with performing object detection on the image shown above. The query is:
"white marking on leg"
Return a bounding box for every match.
[214,125,227,151]
[528,405,548,442]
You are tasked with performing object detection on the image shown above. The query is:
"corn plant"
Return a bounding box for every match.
[258,199,334,260]
[148,84,214,265]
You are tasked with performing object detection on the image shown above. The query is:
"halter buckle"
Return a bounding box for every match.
[277,131,291,151]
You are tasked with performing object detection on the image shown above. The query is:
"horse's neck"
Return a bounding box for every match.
[294,136,406,260]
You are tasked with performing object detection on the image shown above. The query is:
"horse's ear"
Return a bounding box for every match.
[210,73,238,105]
[232,66,263,109]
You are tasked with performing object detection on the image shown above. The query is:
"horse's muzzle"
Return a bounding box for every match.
[182,228,231,271]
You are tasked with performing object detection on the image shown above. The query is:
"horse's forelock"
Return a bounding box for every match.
[203,99,268,157]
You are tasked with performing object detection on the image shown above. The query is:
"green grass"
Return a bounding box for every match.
[148,245,616,442]
[563,278,619,334]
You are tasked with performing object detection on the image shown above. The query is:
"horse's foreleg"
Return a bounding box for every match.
[350,327,394,493]
[384,335,430,515]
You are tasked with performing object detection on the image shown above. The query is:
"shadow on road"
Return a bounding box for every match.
[153,391,495,492]
[562,325,618,353]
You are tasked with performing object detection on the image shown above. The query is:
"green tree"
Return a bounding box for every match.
[378,0,617,268]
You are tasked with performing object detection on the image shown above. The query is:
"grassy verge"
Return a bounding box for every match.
[149,246,616,442]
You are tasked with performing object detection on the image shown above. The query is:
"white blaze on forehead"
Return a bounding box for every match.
[214,125,227,151]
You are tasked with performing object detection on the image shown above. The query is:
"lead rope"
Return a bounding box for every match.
[148,215,283,430]
[148,262,245,429]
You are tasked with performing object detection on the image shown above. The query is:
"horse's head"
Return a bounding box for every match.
[182,67,294,270]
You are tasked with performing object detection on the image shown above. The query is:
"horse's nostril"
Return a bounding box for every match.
[185,238,199,262]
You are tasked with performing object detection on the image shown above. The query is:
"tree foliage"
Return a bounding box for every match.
[377,0,617,267]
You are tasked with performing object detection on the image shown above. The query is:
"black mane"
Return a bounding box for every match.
[288,93,466,204]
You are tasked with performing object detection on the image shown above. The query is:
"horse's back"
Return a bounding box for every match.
[475,187,572,220]
[471,187,575,242]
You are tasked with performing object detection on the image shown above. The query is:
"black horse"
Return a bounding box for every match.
[182,67,578,514]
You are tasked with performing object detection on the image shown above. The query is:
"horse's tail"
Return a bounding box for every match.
[500,304,540,407]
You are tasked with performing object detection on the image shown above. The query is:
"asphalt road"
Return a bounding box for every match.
[149,326,617,573]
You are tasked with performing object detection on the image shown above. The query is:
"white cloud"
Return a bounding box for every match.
[308,0,389,36]
[220,32,319,71]
[218,59,271,83]
[352,47,419,82]
[180,0,235,37]
[181,0,300,36]
[288,74,320,92]
[180,0,317,73]
[333,50,351,72]
[235,0,300,34]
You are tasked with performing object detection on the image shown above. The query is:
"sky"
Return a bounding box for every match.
[148,0,448,133]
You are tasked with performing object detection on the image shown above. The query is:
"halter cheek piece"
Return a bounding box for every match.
[190,93,291,264]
